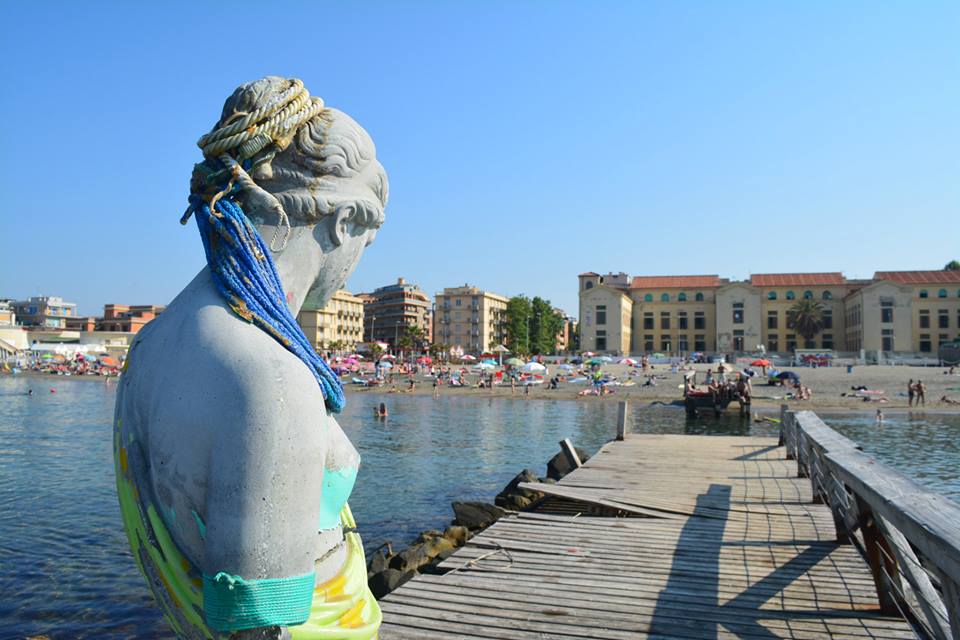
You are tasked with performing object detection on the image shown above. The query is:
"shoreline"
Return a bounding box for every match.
[8,366,960,414]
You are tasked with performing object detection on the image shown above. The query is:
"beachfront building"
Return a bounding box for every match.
[433,284,509,354]
[296,289,365,352]
[360,278,432,351]
[64,304,165,334]
[554,309,578,353]
[12,296,77,329]
[579,268,960,358]
[845,270,960,355]
[0,300,15,326]
[578,273,722,355]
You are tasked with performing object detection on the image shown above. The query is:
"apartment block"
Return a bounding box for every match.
[360,278,432,349]
[297,289,365,351]
[434,284,509,353]
[12,296,77,329]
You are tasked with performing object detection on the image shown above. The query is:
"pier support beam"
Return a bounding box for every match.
[616,401,628,441]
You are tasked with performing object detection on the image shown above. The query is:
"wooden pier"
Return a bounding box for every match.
[378,407,960,639]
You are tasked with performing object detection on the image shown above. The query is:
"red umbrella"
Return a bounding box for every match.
[416,356,432,364]
[751,359,771,367]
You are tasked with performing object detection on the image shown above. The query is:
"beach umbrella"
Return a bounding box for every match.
[83,354,97,362]
[416,356,432,364]
[751,359,771,367]
[347,353,364,360]
[505,357,524,367]
[598,356,613,363]
[776,371,799,382]
[582,351,596,357]
[460,354,477,362]
[99,356,119,367]
[380,361,394,369]
[558,364,575,370]
[474,362,496,371]
[380,354,396,361]
[586,358,605,365]
[481,359,497,366]
[618,358,638,365]
[522,362,547,374]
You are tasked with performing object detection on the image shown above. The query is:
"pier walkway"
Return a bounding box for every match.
[378,409,960,639]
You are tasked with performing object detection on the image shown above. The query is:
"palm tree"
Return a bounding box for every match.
[787,299,825,346]
[405,325,427,354]
[429,343,447,362]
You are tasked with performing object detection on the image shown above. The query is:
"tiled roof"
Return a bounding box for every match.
[874,270,960,284]
[629,275,722,289]
[750,273,846,287]
[578,271,599,277]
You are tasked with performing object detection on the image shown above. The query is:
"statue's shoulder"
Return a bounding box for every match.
[125,296,325,420]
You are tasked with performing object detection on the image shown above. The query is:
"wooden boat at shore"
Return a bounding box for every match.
[683,387,750,416]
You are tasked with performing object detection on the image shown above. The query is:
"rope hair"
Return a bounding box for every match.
[184,77,388,252]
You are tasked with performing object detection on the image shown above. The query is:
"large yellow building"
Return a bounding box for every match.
[297,290,365,352]
[434,284,509,354]
[579,270,960,357]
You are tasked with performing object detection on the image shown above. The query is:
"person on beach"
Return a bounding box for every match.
[940,396,960,405]
[876,408,884,423]
[915,380,926,405]
[433,375,439,397]
[907,379,914,407]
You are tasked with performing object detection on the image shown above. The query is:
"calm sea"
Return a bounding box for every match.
[1,376,958,639]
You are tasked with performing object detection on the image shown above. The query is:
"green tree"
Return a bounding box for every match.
[505,295,532,356]
[405,325,427,353]
[945,260,960,271]
[529,297,564,355]
[370,343,384,362]
[787,299,825,345]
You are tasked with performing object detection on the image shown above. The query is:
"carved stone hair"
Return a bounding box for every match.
[194,76,388,236]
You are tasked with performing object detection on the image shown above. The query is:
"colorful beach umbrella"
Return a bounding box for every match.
[505,357,524,366]
[618,358,638,365]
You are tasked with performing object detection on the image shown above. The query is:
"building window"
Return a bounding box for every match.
[919,310,930,329]
[678,312,688,330]
[733,330,744,351]
[661,338,672,352]
[822,291,833,300]
[939,334,949,348]
[695,292,704,302]
[660,312,670,330]
[882,329,894,352]
[643,313,654,330]
[919,289,928,298]
[767,291,777,301]
[919,334,931,353]
[786,291,795,300]
[803,291,813,300]
[694,335,706,351]
[822,309,832,329]
[786,335,797,352]
[584,281,593,290]
[767,338,778,352]
[455,299,461,306]
[596,330,607,351]
[939,309,949,329]
[661,293,670,302]
[938,289,947,298]
[596,305,606,326]
[678,293,687,302]
[767,311,778,329]
[881,300,893,323]
[732,302,744,324]
[644,294,653,302]
[694,312,705,330]
[678,336,688,352]
[644,335,654,352]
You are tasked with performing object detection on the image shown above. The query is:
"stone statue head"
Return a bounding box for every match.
[190,76,388,307]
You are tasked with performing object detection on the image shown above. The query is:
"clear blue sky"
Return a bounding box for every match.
[1,1,958,317]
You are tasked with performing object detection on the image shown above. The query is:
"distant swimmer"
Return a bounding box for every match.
[876,408,884,423]
[374,402,388,418]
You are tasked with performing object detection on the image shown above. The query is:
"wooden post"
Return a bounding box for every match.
[559,438,582,470]
[616,401,628,441]
[778,404,787,447]
[808,446,823,504]
[855,496,899,614]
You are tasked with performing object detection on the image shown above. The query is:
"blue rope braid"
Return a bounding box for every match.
[186,192,345,414]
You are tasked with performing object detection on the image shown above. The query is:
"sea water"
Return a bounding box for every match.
[1,376,958,638]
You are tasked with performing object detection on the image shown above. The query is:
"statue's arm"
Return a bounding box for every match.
[200,372,326,634]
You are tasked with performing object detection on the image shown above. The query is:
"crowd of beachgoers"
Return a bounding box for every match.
[339,354,960,413]
[2,352,122,378]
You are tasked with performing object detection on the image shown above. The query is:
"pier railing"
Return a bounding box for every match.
[780,407,960,640]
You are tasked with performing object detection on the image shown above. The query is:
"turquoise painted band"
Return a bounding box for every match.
[202,570,315,631]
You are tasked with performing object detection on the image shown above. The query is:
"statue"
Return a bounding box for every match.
[114,77,387,638]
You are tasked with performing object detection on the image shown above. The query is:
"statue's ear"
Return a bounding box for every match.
[328,205,354,247]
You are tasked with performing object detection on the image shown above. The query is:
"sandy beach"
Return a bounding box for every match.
[345,363,960,413]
